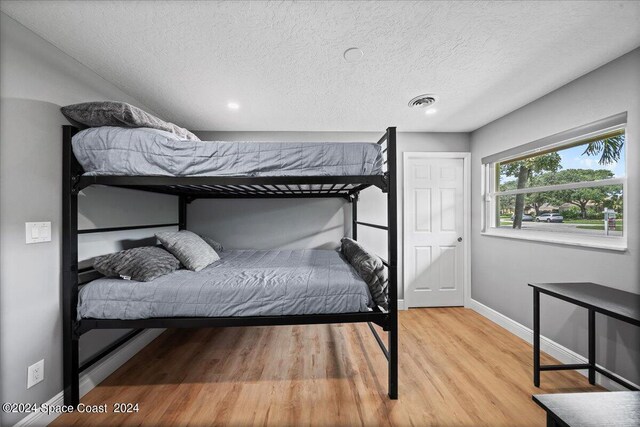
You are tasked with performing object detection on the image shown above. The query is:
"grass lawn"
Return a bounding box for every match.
[563,219,613,224]
[577,224,624,232]
[499,218,623,232]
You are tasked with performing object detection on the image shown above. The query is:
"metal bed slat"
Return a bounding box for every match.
[258,184,274,194]
[213,184,241,193]
[78,175,386,191]
[227,184,252,194]
[193,185,224,194]
[230,185,256,194]
[239,185,260,194]
[267,184,287,194]
[190,193,352,200]
[78,223,179,234]
[334,183,348,194]
[210,185,241,194]
[91,176,388,197]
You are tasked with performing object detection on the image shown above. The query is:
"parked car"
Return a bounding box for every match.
[535,213,564,223]
[510,213,534,222]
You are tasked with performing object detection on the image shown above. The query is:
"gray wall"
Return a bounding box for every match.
[0,13,176,426]
[470,48,640,385]
[192,131,470,300]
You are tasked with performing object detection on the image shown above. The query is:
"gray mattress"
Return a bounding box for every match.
[78,249,373,320]
[72,127,384,177]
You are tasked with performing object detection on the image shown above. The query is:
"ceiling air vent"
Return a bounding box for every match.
[408,94,438,108]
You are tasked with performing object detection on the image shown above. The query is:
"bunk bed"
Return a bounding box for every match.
[62,125,398,406]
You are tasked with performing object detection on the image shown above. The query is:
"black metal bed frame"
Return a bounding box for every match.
[62,125,398,405]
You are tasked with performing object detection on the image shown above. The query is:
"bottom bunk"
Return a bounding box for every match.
[78,249,375,321]
[69,247,394,403]
[77,247,391,333]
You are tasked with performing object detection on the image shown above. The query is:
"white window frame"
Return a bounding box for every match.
[481,118,628,252]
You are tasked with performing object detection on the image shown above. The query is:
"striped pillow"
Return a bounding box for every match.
[341,237,388,310]
[93,246,180,282]
[61,101,200,141]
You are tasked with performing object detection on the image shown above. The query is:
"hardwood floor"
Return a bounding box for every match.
[51,308,602,426]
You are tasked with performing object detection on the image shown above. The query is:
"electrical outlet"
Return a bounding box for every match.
[27,359,44,389]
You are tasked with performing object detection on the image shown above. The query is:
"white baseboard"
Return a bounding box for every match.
[397,299,406,310]
[14,329,165,427]
[468,298,638,391]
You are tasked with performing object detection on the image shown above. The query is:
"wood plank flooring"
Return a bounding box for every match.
[51,308,602,426]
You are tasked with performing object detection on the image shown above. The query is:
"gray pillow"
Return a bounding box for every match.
[93,246,180,282]
[200,235,224,253]
[156,230,220,271]
[341,237,388,310]
[61,101,200,141]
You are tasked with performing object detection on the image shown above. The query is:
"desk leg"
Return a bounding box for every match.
[588,309,596,385]
[533,289,540,387]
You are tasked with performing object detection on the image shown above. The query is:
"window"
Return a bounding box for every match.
[481,113,627,250]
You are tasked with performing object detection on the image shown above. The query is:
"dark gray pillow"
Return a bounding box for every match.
[93,246,180,282]
[200,235,224,253]
[61,101,200,141]
[341,237,388,309]
[156,230,220,271]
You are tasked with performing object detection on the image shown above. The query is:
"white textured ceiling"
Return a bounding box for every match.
[2,1,639,132]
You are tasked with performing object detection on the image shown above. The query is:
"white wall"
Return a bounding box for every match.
[470,48,640,385]
[0,13,177,426]
[193,131,470,300]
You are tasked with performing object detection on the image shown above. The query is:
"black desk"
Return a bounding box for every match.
[529,282,640,391]
[533,391,640,427]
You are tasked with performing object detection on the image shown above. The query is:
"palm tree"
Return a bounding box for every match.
[583,135,624,165]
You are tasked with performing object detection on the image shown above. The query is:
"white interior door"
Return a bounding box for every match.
[404,154,466,307]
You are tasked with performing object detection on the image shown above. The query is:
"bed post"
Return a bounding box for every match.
[386,126,398,399]
[351,195,358,240]
[62,125,80,406]
[178,195,188,230]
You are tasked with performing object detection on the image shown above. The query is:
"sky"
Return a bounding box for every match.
[500,138,626,185]
[557,142,626,178]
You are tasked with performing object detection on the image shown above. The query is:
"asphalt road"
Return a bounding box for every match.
[502,221,623,236]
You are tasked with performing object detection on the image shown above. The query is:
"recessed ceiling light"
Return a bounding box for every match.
[343,47,363,63]
[228,102,240,110]
[425,108,437,115]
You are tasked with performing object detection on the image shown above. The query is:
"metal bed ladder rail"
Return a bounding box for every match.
[351,127,398,398]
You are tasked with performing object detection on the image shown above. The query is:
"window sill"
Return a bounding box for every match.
[481,228,627,252]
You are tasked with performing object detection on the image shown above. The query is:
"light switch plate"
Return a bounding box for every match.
[25,222,51,244]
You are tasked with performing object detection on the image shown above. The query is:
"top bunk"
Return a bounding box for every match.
[64,125,395,200]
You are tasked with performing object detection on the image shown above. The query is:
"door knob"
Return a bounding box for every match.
[457,237,463,242]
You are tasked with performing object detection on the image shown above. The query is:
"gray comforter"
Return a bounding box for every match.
[78,249,373,320]
[72,127,384,177]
